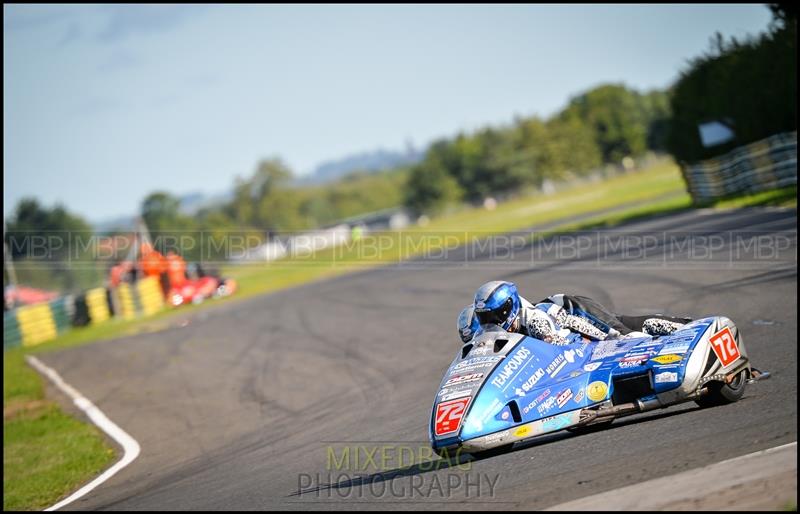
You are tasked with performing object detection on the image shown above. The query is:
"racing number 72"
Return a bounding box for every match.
[434,397,470,436]
[709,327,741,367]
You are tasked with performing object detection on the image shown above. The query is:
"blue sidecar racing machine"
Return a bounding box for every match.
[430,317,768,457]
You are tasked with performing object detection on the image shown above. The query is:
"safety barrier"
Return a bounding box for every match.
[136,276,164,316]
[112,283,138,320]
[3,277,168,351]
[85,288,111,325]
[4,310,23,350]
[3,296,74,349]
[681,131,797,203]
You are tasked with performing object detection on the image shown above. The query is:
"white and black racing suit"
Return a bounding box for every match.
[517,294,692,346]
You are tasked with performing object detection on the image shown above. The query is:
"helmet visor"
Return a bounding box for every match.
[475,297,515,326]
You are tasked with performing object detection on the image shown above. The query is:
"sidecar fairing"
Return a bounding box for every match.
[430,317,751,456]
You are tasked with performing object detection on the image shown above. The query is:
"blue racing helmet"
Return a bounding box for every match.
[457,305,481,343]
[473,280,521,331]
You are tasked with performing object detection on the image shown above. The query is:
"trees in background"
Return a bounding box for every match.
[666,4,796,162]
[141,192,194,234]
[5,198,92,260]
[404,155,463,215]
[404,83,670,215]
[2,80,684,252]
[4,198,96,291]
[562,85,647,163]
[17,6,794,255]
[221,158,411,234]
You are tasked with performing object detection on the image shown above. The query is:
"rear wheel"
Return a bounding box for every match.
[695,369,747,408]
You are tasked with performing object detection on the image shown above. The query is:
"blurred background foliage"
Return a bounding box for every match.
[4,4,796,291]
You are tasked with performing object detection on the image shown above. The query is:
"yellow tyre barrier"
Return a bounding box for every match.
[136,276,164,316]
[86,288,111,325]
[17,303,57,347]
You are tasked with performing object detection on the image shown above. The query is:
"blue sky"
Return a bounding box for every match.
[4,4,774,223]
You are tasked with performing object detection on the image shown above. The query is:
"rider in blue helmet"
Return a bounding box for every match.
[457,305,481,343]
[472,281,522,331]
[471,280,692,345]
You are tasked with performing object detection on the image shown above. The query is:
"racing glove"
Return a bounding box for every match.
[642,318,685,336]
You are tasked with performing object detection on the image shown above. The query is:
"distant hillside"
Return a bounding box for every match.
[297,146,424,185]
[91,146,423,230]
[92,191,233,232]
[92,214,137,233]
[177,191,234,215]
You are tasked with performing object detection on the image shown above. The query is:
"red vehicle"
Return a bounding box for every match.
[166,267,237,307]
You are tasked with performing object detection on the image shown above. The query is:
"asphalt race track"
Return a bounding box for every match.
[40,207,797,510]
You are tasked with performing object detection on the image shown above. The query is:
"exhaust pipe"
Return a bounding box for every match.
[579,388,713,425]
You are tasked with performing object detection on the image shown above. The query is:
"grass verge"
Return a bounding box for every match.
[17,159,689,355]
[3,160,795,510]
[705,185,797,209]
[3,349,115,511]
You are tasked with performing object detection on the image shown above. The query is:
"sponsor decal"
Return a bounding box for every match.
[497,409,511,421]
[444,373,483,387]
[522,388,551,414]
[546,354,567,378]
[556,388,573,408]
[541,412,572,432]
[485,430,509,444]
[586,381,608,402]
[625,347,659,358]
[563,350,576,363]
[517,367,546,394]
[453,356,502,370]
[537,395,558,416]
[440,389,472,402]
[655,371,679,384]
[618,360,645,368]
[490,347,532,388]
[450,356,502,375]
[665,328,701,344]
[573,389,585,404]
[477,398,504,424]
[657,328,701,355]
[709,327,741,367]
[591,339,642,360]
[514,425,532,438]
[471,345,491,355]
[650,354,683,365]
[569,370,584,378]
[621,355,648,363]
[583,362,602,372]
[658,344,690,355]
[434,397,470,436]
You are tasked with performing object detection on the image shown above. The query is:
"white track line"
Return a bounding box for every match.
[546,441,797,510]
[25,355,141,512]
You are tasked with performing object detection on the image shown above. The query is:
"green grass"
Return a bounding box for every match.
[3,348,115,511]
[543,194,694,233]
[4,158,794,510]
[225,160,688,286]
[707,185,797,209]
[20,159,688,356]
[3,160,687,510]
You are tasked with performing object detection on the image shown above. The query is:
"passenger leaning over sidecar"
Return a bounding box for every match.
[469,281,692,346]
